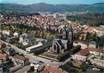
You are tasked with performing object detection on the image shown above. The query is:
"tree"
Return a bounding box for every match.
[71,45,81,54]
[80,62,88,71]
[96,35,104,49]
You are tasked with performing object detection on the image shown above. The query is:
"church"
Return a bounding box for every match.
[50,25,73,54]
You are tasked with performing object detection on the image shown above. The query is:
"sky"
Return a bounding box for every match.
[0,0,104,4]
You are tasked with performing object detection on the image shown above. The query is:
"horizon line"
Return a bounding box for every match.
[0,2,104,5]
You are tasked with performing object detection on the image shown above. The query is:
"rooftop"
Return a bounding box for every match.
[13,55,28,61]
[0,42,6,49]
[76,48,101,56]
[41,66,65,73]
[0,52,7,60]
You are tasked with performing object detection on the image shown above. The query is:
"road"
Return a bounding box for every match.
[14,65,30,73]
[0,40,71,67]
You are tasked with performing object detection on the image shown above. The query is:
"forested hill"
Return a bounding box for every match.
[0,3,104,13]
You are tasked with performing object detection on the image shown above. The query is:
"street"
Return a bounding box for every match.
[14,65,30,73]
[0,40,71,67]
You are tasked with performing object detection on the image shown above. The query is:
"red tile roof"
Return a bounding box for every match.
[77,48,89,56]
[83,26,94,33]
[41,66,65,73]
[14,55,28,61]
[0,42,6,49]
[0,53,7,60]
[88,48,99,52]
[76,48,101,56]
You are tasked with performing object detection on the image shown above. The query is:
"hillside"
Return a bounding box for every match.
[0,3,104,13]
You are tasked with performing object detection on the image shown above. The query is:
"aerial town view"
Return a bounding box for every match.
[0,0,104,73]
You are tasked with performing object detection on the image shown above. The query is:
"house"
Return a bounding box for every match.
[36,38,47,43]
[13,55,29,66]
[74,41,97,49]
[73,42,88,49]
[82,25,94,33]
[90,58,104,68]
[0,42,6,49]
[41,66,66,73]
[0,52,7,64]
[94,27,104,37]
[72,48,89,61]
[13,32,19,37]
[88,41,96,48]
[2,30,10,36]
[85,70,103,73]
[19,33,30,46]
[30,61,45,73]
[87,49,104,68]
[88,48,101,55]
[4,48,16,56]
[72,47,103,62]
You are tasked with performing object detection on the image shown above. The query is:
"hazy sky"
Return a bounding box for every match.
[0,0,104,4]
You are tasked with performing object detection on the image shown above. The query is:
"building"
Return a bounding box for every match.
[2,30,10,36]
[0,42,6,49]
[50,25,73,54]
[41,66,66,73]
[13,55,29,66]
[72,48,102,62]
[72,48,89,61]
[94,27,104,37]
[73,42,88,49]
[87,49,104,68]
[19,33,30,46]
[73,41,97,49]
[30,61,45,73]
[4,47,16,56]
[50,39,68,54]
[90,58,104,68]
[13,32,19,37]
[26,42,43,52]
[0,52,7,64]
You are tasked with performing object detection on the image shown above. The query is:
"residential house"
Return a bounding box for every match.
[72,48,102,62]
[72,48,89,61]
[94,27,104,37]
[0,42,6,49]
[73,42,88,49]
[88,41,96,48]
[13,55,29,66]
[2,30,10,36]
[41,66,66,73]
[4,48,16,56]
[88,48,101,55]
[0,52,7,64]
[19,33,30,46]
[74,41,97,49]
[90,58,104,68]
[30,61,45,73]
[13,32,19,37]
